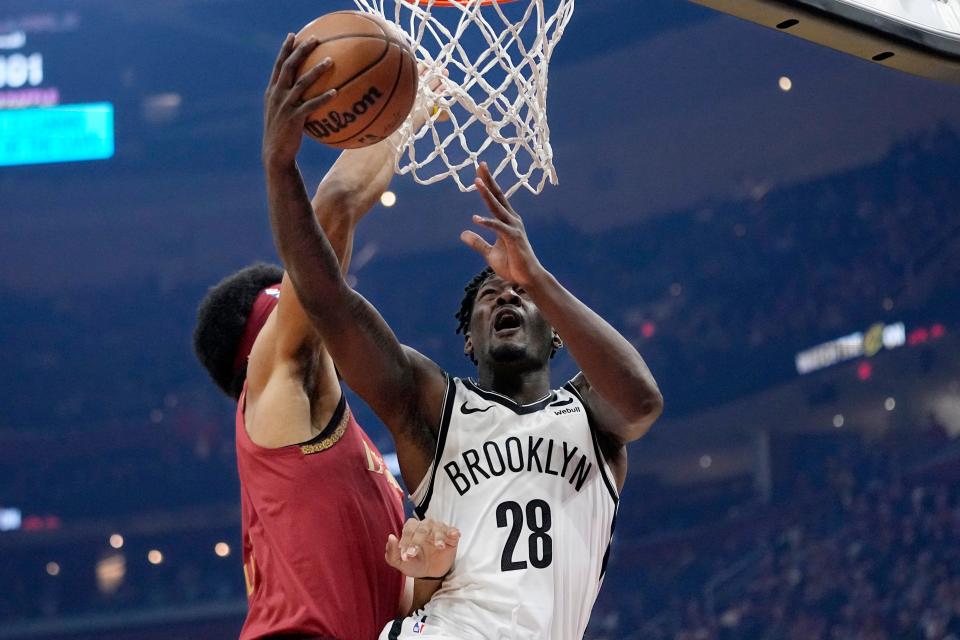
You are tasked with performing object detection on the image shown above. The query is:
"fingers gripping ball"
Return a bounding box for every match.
[294,11,418,149]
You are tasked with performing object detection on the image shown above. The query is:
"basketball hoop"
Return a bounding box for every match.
[414,0,517,5]
[352,0,575,196]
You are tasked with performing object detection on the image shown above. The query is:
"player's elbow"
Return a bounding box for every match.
[313,179,363,223]
[293,273,351,326]
[624,389,663,441]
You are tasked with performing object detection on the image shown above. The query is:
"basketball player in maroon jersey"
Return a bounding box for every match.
[193,36,458,639]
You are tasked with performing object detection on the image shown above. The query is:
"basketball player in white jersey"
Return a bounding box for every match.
[264,77,663,636]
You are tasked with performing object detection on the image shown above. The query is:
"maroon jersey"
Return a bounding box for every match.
[236,386,405,640]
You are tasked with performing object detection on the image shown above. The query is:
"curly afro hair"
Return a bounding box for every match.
[193,262,284,399]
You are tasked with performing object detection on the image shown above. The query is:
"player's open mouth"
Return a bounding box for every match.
[493,308,523,334]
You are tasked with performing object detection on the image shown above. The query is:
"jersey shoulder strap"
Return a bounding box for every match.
[563,378,620,505]
[411,373,458,518]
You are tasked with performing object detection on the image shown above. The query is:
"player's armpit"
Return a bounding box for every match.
[272,185,358,365]
[270,274,321,362]
[251,195,356,386]
[569,372,633,490]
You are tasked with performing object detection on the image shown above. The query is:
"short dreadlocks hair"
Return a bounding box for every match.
[455,266,561,365]
[455,267,495,363]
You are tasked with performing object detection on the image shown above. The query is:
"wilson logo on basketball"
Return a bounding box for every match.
[305,86,384,139]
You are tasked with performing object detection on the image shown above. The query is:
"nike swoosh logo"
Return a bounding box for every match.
[460,401,494,415]
[549,397,574,407]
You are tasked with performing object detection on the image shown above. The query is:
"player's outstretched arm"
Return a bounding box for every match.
[245,36,354,448]
[261,35,446,488]
[462,163,664,445]
[265,50,443,370]
[266,40,405,368]
[248,36,397,448]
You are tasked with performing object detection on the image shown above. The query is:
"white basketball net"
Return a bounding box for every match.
[352,0,575,196]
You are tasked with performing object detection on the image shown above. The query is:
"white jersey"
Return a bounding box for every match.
[382,376,619,640]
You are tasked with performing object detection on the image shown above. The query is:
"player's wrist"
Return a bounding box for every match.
[519,263,552,293]
[420,566,453,581]
[263,150,299,175]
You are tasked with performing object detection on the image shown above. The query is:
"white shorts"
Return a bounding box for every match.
[379,611,462,640]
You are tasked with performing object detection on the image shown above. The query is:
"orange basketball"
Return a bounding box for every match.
[294,11,418,149]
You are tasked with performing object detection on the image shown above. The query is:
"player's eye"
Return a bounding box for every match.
[480,288,496,298]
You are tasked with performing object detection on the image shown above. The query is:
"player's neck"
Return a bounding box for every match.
[476,366,551,405]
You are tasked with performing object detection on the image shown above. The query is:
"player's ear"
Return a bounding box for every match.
[464,334,474,358]
[552,331,564,351]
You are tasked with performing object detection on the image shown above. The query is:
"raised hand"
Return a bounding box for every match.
[460,162,546,287]
[385,518,461,580]
[402,64,449,136]
[262,34,337,168]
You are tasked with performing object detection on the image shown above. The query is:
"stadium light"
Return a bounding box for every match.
[215,542,231,557]
[885,397,896,411]
[147,550,163,565]
[833,414,844,428]
[96,554,126,594]
[109,533,124,549]
[45,561,60,576]
[380,191,397,207]
[778,76,792,91]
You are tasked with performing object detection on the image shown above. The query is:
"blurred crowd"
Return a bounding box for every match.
[602,127,960,409]
[1,528,244,623]
[3,128,958,436]
[5,429,960,640]
[586,445,960,640]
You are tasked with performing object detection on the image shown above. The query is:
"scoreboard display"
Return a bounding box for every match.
[0,2,296,174]
[0,9,116,166]
[0,102,113,167]
[0,51,45,94]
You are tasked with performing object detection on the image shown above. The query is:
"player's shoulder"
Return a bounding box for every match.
[564,372,614,424]
[564,372,629,483]
[379,346,450,457]
[564,371,590,397]
[401,345,446,377]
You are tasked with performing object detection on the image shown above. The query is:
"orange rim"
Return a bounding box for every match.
[410,0,517,5]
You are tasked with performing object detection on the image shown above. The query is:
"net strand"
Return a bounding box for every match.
[353,0,574,196]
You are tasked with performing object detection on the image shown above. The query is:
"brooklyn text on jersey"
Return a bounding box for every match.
[443,435,594,496]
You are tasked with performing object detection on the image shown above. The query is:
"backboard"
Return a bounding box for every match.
[691,0,960,84]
